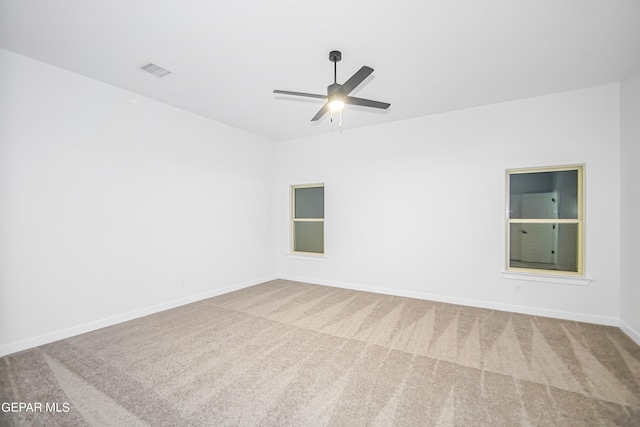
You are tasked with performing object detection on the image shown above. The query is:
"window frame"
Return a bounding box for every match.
[505,164,584,276]
[290,183,325,256]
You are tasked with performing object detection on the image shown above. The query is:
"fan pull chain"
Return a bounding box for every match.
[330,110,342,130]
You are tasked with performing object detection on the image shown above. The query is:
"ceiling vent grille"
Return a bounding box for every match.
[140,63,171,77]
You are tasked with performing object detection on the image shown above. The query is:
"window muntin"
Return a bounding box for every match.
[506,165,583,275]
[291,184,324,255]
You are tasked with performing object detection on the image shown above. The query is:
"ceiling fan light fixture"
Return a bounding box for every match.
[329,97,344,111]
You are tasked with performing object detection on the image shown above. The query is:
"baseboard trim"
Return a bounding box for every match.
[3,274,631,358]
[619,320,640,347]
[279,274,620,327]
[0,274,278,358]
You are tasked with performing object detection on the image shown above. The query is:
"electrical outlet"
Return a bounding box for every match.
[515,285,521,294]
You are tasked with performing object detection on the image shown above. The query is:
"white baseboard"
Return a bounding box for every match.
[619,320,640,347]
[279,274,620,327]
[0,274,278,358]
[3,273,633,358]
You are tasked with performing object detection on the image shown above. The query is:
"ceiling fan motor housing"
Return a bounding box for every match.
[327,83,341,95]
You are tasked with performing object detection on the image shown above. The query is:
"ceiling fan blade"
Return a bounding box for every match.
[344,96,390,110]
[273,90,327,100]
[337,66,374,96]
[311,103,329,121]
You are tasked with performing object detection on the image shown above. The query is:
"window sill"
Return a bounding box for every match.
[286,253,326,262]
[502,271,592,286]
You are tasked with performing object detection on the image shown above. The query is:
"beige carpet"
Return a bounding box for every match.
[1,279,640,426]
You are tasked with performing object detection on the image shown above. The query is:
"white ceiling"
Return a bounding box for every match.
[1,0,639,141]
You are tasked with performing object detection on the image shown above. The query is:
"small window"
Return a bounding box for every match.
[506,165,584,275]
[291,184,324,255]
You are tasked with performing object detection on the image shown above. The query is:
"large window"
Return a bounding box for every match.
[291,184,324,255]
[506,165,584,275]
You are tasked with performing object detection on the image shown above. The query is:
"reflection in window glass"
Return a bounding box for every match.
[509,170,578,219]
[509,223,578,272]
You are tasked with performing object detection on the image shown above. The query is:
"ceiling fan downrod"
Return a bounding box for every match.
[329,50,341,85]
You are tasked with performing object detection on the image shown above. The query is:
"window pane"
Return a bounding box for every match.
[294,221,324,253]
[295,187,324,219]
[509,170,578,219]
[509,223,578,272]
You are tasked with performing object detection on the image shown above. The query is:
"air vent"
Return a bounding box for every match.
[140,63,171,78]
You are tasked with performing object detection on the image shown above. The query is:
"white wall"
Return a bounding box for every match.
[0,49,277,356]
[620,69,640,344]
[1,47,631,356]
[277,83,621,325]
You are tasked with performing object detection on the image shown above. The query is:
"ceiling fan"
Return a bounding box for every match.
[273,50,390,122]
